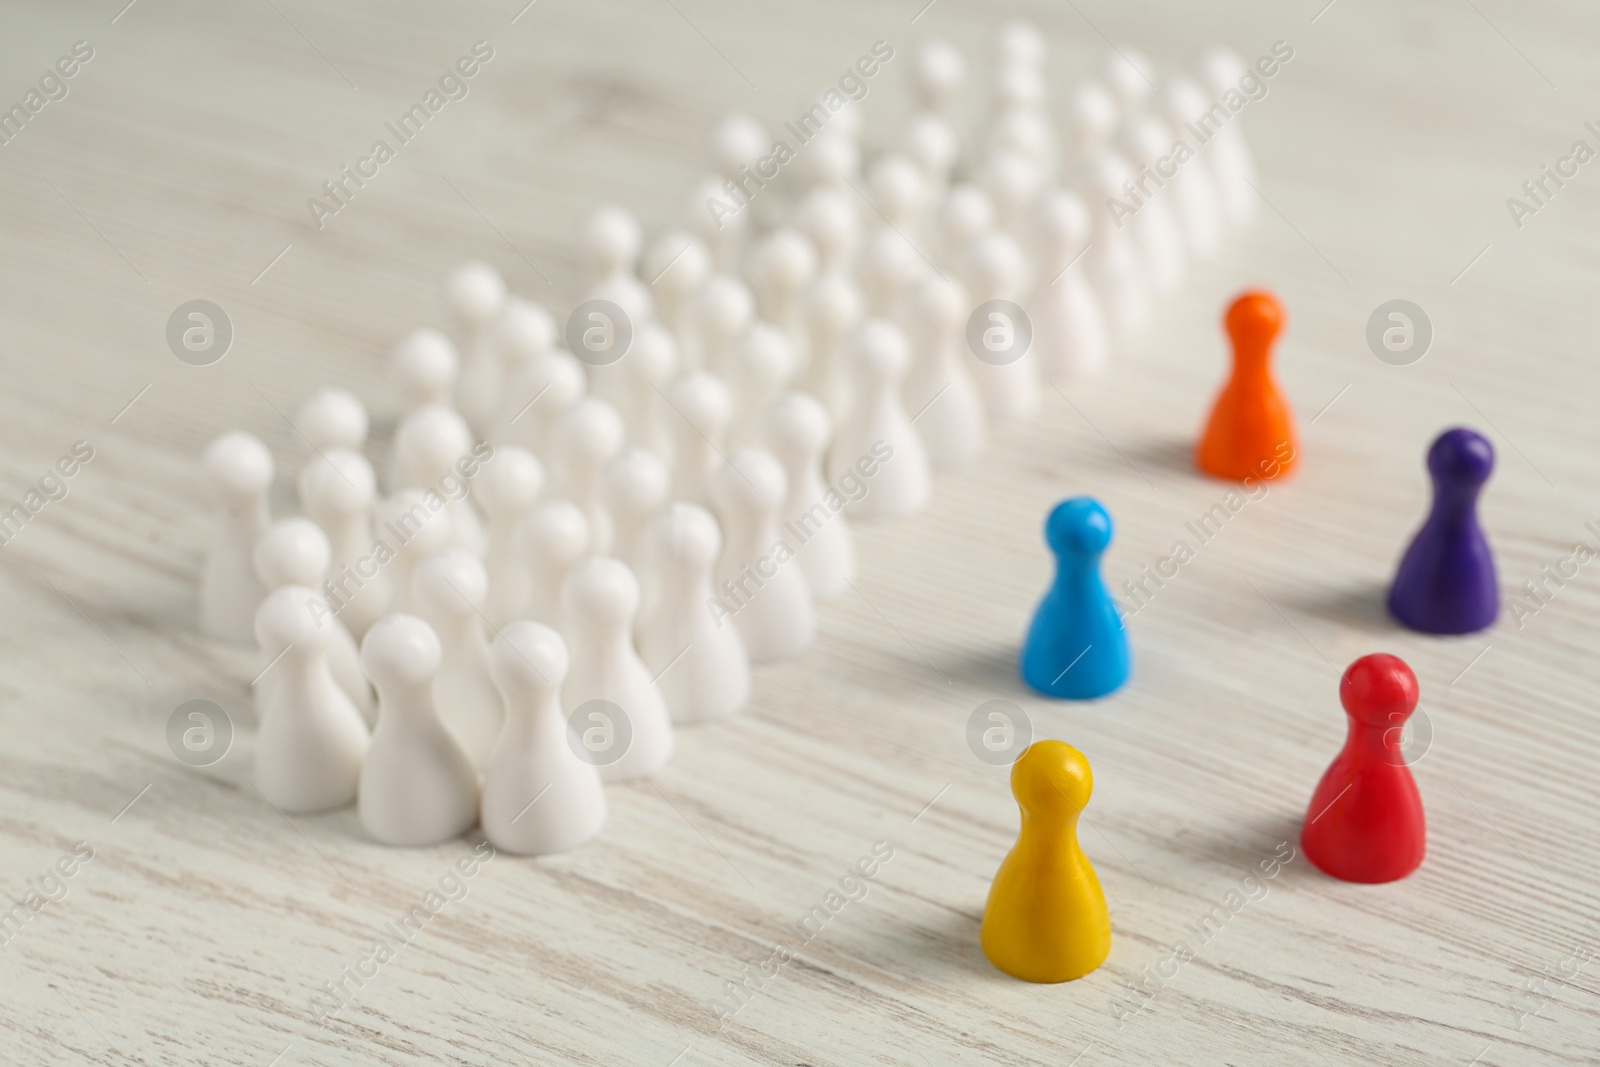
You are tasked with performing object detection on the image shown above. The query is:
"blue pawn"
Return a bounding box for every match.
[1021,497,1130,699]
[1388,427,1499,634]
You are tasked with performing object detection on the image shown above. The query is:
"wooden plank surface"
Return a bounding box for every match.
[1,1,1598,1064]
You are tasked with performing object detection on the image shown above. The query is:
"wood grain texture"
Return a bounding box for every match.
[1,1,1598,1064]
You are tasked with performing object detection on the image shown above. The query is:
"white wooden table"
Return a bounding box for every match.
[1,1,1597,1064]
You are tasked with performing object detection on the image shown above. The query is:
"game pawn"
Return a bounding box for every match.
[981,740,1111,983]
[1301,653,1427,883]
[1387,428,1499,634]
[1196,290,1298,482]
[1021,497,1129,699]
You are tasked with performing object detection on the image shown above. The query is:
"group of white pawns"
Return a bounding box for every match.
[194,25,1257,857]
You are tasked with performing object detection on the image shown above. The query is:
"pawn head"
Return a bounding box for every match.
[766,392,832,458]
[255,585,334,653]
[445,260,507,327]
[847,319,910,382]
[254,518,331,590]
[603,448,671,516]
[480,446,545,518]
[361,613,442,688]
[905,112,959,179]
[557,398,626,466]
[584,205,642,271]
[1225,290,1285,351]
[297,389,368,453]
[391,328,459,404]
[1011,739,1094,818]
[630,323,679,386]
[1045,496,1113,557]
[1339,653,1419,729]
[714,448,787,513]
[496,299,557,362]
[204,432,274,502]
[668,372,732,434]
[395,405,473,481]
[381,490,453,555]
[491,620,568,695]
[303,449,375,517]
[753,228,818,291]
[642,231,710,296]
[650,504,721,569]
[914,275,969,329]
[412,548,488,619]
[709,112,767,175]
[1426,427,1494,488]
[915,40,966,101]
[698,275,756,336]
[803,272,865,335]
[562,556,640,627]
[525,501,591,565]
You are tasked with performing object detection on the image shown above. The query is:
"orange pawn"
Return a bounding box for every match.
[1196,290,1299,482]
[980,740,1111,983]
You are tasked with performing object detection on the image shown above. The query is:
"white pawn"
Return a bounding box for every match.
[640,230,711,368]
[1101,48,1155,112]
[869,154,928,234]
[619,323,679,457]
[390,328,459,410]
[859,230,923,325]
[254,587,369,813]
[1029,189,1111,384]
[492,298,558,438]
[412,550,503,770]
[561,558,673,782]
[359,614,479,846]
[801,271,865,419]
[904,112,960,211]
[935,183,995,276]
[295,389,368,511]
[200,432,273,643]
[914,40,966,117]
[797,186,862,278]
[300,449,390,637]
[522,501,591,627]
[828,321,930,518]
[393,404,487,555]
[1064,81,1119,173]
[981,149,1046,241]
[767,393,853,598]
[481,622,606,855]
[1158,78,1229,250]
[665,371,732,508]
[1121,113,1220,260]
[725,323,794,450]
[504,347,586,456]
[552,398,624,553]
[689,172,747,277]
[1081,152,1150,336]
[377,489,453,617]
[749,228,818,364]
[583,205,654,326]
[1196,49,1259,224]
[296,388,368,455]
[253,518,373,723]
[1092,149,1184,295]
[798,128,861,201]
[602,447,671,580]
[961,230,1039,420]
[905,275,986,467]
[711,449,815,661]
[696,274,755,374]
[447,261,509,437]
[480,446,544,629]
[638,504,750,724]
[997,19,1046,71]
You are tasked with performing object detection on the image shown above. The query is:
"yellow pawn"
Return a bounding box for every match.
[980,740,1111,983]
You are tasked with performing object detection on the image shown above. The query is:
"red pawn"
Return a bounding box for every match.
[1301,654,1426,883]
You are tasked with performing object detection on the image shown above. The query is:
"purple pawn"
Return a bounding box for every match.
[1388,427,1498,634]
